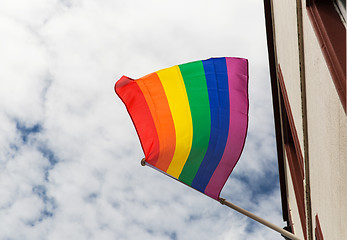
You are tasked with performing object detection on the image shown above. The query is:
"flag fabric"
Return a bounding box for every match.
[115,57,249,200]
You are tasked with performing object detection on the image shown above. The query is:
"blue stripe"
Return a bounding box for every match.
[191,58,230,192]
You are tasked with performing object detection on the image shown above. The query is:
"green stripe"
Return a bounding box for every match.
[178,61,211,185]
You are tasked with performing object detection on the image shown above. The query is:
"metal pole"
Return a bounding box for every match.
[141,159,300,239]
[219,198,301,240]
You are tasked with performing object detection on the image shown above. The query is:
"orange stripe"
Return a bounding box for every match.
[156,66,193,178]
[136,73,176,171]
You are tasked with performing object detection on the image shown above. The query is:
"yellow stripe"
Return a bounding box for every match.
[156,66,193,178]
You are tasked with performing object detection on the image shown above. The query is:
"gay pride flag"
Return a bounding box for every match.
[115,57,249,200]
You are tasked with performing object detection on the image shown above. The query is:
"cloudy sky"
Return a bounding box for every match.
[0,0,284,239]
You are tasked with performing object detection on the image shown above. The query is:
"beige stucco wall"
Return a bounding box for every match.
[271,0,347,239]
[271,0,305,154]
[284,156,305,239]
[301,0,347,238]
[271,0,306,236]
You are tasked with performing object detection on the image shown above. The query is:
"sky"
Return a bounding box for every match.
[0,0,284,239]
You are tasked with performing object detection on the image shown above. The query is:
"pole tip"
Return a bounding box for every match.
[219,198,226,205]
[141,158,146,166]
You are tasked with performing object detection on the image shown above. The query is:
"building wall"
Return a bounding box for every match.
[284,155,305,239]
[270,0,306,237]
[301,0,347,238]
[271,0,304,151]
[269,0,347,239]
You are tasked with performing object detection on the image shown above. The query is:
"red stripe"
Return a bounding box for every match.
[115,76,160,164]
[136,73,176,171]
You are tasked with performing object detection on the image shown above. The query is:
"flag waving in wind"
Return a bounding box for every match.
[115,57,249,200]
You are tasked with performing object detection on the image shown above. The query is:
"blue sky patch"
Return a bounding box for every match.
[15,121,42,144]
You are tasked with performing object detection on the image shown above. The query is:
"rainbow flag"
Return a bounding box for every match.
[115,57,249,200]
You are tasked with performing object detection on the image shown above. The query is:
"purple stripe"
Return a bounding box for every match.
[204,57,249,199]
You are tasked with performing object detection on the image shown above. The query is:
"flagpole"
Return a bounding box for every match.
[219,198,301,240]
[140,159,300,240]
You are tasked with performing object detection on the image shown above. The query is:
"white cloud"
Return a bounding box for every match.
[0,0,285,239]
